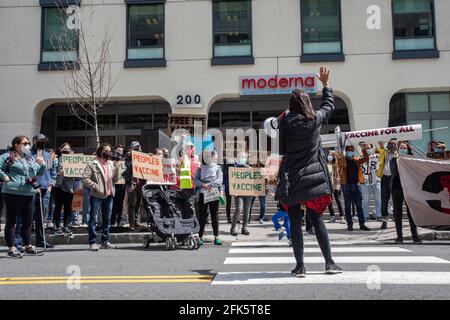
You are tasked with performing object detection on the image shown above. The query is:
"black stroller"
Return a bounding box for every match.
[142,184,201,251]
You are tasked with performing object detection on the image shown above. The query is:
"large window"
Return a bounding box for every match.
[392,0,438,58]
[300,0,344,62]
[125,1,166,68]
[40,5,78,69]
[212,0,253,65]
[390,92,450,154]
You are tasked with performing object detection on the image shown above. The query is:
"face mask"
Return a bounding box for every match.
[434,147,443,153]
[61,149,71,154]
[21,145,32,157]
[399,149,408,155]
[238,157,247,165]
[366,149,374,155]
[102,151,113,160]
[36,142,46,150]
[346,151,354,159]
[226,158,235,165]
[388,143,398,153]
[115,150,123,156]
[327,155,334,162]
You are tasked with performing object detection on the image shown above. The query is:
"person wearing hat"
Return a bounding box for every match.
[31,133,57,248]
[123,141,146,230]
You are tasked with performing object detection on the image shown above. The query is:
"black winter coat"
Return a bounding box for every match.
[276,87,335,205]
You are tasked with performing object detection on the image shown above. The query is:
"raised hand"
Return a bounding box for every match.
[316,66,330,87]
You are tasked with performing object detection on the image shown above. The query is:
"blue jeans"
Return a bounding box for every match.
[361,182,381,220]
[342,184,366,225]
[88,196,113,245]
[250,195,267,220]
[272,210,290,240]
[82,186,91,225]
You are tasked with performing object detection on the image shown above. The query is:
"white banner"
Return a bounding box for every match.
[397,155,450,226]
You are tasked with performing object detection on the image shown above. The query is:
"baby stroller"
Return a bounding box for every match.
[142,184,201,251]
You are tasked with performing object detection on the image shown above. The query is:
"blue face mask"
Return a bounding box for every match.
[346,151,354,159]
[327,155,334,162]
[434,147,443,153]
[238,157,247,165]
[399,149,408,155]
[366,149,374,155]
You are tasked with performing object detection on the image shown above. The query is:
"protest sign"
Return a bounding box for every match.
[398,155,450,226]
[168,114,207,136]
[203,187,220,204]
[61,154,95,178]
[72,189,84,212]
[344,124,422,145]
[131,150,164,183]
[163,158,177,184]
[117,161,126,185]
[229,167,266,196]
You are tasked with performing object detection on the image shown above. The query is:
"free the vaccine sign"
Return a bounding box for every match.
[240,74,317,95]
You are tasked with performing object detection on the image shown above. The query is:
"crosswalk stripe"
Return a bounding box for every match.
[212,271,450,285]
[224,256,450,265]
[228,247,411,254]
[231,240,379,247]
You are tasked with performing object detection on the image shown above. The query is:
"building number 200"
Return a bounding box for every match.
[177,95,201,105]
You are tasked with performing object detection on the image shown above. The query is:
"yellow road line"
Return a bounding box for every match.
[0,279,212,285]
[0,275,213,281]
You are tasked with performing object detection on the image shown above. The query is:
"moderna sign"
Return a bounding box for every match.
[240,74,317,96]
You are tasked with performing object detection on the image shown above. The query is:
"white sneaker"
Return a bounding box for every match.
[329,216,336,223]
[101,242,116,249]
[340,218,346,224]
[81,224,88,228]
[259,219,264,224]
[89,243,99,251]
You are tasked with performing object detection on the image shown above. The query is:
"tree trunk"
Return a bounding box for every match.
[93,103,100,148]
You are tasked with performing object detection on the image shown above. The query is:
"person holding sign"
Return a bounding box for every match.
[194,150,223,246]
[82,143,120,251]
[230,152,253,237]
[53,143,81,236]
[111,145,126,227]
[275,66,342,277]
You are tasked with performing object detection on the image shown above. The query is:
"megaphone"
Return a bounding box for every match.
[263,117,279,138]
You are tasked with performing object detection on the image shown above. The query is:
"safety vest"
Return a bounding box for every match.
[180,158,193,189]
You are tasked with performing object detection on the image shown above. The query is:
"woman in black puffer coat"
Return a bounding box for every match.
[276,66,342,277]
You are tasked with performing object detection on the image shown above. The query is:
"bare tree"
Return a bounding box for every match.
[50,0,118,147]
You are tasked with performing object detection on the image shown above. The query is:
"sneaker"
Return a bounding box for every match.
[380,221,387,230]
[81,224,88,228]
[101,242,116,249]
[22,246,43,256]
[329,216,336,223]
[55,228,64,236]
[135,222,145,228]
[395,237,403,244]
[291,265,306,278]
[241,228,250,236]
[214,238,222,246]
[347,224,354,231]
[288,239,292,247]
[90,243,99,251]
[230,229,238,236]
[259,219,264,224]
[278,230,286,241]
[340,218,346,224]
[306,229,315,235]
[7,248,23,259]
[325,263,343,274]
[359,224,371,231]
[63,227,73,235]
[413,237,423,244]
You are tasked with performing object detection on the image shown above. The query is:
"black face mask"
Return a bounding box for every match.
[36,142,46,150]
[102,151,113,160]
[61,149,71,154]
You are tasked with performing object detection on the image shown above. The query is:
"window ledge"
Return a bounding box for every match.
[38,61,79,71]
[39,0,80,6]
[211,56,254,66]
[393,49,440,60]
[300,53,345,63]
[124,59,166,68]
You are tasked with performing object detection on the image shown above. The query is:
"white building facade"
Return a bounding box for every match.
[0,0,449,153]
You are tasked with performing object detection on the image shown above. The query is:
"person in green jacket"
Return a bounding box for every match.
[0,136,46,258]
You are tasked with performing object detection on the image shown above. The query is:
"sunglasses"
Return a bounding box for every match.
[21,142,30,146]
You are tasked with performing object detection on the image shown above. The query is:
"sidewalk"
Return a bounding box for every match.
[1,219,449,246]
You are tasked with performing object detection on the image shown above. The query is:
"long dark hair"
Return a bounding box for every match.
[96,143,112,157]
[289,89,316,120]
[399,141,413,155]
[10,135,28,152]
[57,143,71,157]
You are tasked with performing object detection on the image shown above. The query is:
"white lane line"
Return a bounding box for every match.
[231,240,379,247]
[212,271,450,285]
[224,256,450,265]
[228,247,411,254]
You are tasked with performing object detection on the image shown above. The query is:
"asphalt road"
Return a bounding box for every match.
[0,235,449,300]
